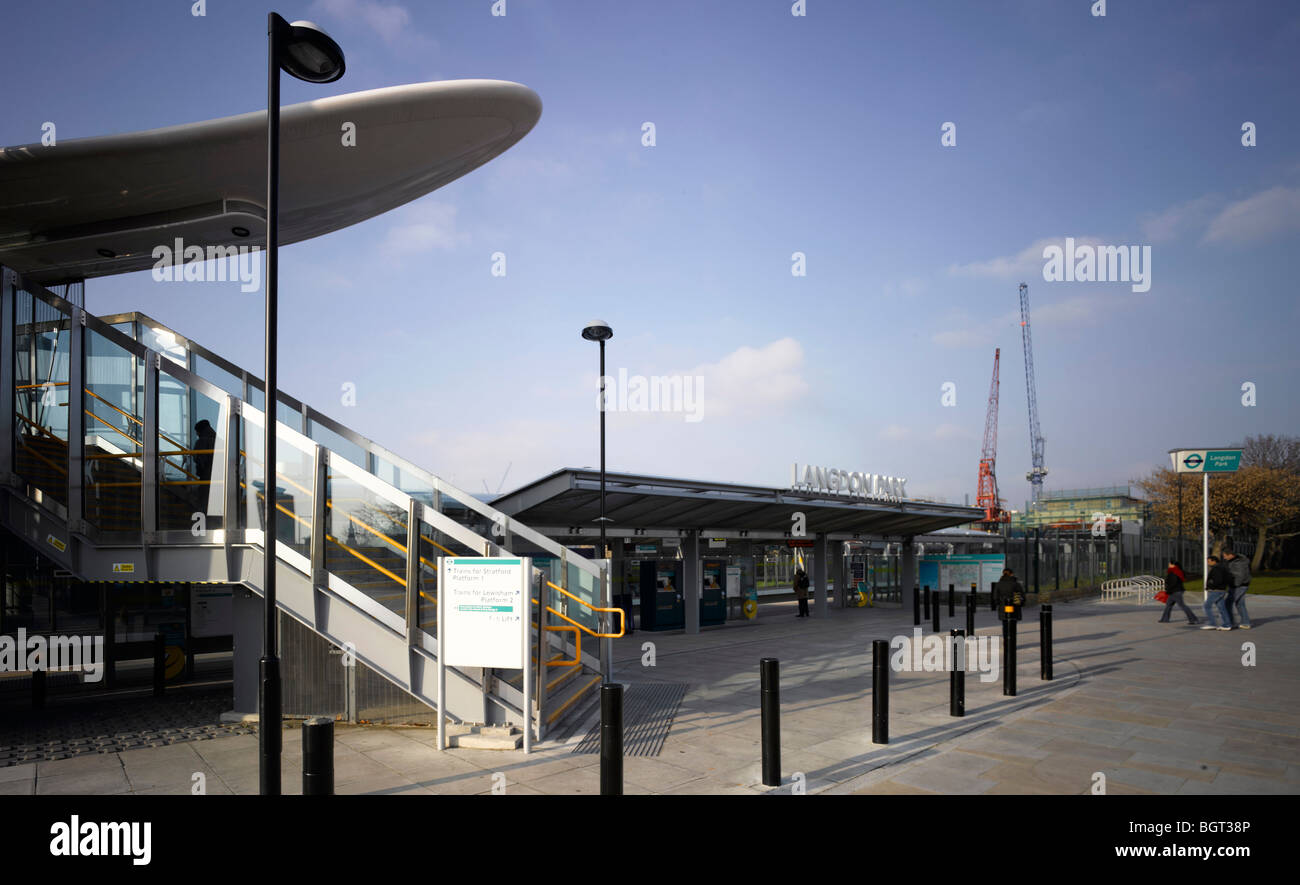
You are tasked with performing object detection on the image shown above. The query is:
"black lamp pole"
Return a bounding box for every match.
[599,338,606,555]
[261,11,345,797]
[582,321,614,558]
[260,11,283,798]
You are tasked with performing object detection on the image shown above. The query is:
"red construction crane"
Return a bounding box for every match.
[976,348,1008,529]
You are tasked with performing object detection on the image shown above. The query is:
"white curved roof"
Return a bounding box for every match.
[0,79,541,283]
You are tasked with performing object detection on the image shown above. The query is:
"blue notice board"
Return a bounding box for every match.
[918,554,1006,593]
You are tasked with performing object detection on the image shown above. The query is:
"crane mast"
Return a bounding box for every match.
[976,348,1005,528]
[1019,282,1048,504]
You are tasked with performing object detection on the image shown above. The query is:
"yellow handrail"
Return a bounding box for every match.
[543,579,625,639]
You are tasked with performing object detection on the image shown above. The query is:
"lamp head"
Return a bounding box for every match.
[278,19,346,83]
[582,320,613,342]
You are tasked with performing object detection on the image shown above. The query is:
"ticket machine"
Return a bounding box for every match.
[700,559,727,626]
[639,561,684,631]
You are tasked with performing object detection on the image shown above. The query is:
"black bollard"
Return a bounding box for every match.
[923,586,931,620]
[949,630,965,717]
[871,639,889,744]
[153,632,165,697]
[1002,609,1017,697]
[932,589,941,633]
[31,668,46,711]
[948,584,955,618]
[1040,604,1053,681]
[966,589,976,638]
[912,584,921,626]
[989,582,996,612]
[600,683,624,796]
[302,717,334,795]
[760,658,780,787]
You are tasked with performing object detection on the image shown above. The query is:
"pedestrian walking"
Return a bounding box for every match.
[1223,547,1252,629]
[793,568,810,618]
[1157,560,1198,625]
[1200,555,1233,631]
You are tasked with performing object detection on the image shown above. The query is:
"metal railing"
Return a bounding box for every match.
[2,269,614,733]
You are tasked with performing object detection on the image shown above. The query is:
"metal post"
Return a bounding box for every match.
[949,630,965,717]
[1201,472,1209,599]
[931,587,940,633]
[1002,611,1016,697]
[260,11,284,797]
[598,338,606,560]
[923,585,930,620]
[1054,530,1060,591]
[600,682,623,796]
[912,581,920,626]
[948,583,955,617]
[1040,604,1053,681]
[302,717,334,795]
[153,631,165,696]
[871,639,888,744]
[989,580,996,611]
[966,587,976,637]
[760,658,780,787]
[1033,528,1040,594]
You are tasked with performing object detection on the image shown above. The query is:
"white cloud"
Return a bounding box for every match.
[1140,195,1217,243]
[311,0,433,49]
[879,424,911,442]
[932,294,1102,350]
[378,201,469,256]
[948,237,1104,280]
[680,338,809,418]
[933,423,976,442]
[1202,186,1300,245]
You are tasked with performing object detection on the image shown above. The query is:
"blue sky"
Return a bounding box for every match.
[5,0,1298,506]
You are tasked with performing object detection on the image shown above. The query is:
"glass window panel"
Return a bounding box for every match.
[84,328,144,531]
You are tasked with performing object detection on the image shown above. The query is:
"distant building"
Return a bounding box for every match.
[1010,485,1148,532]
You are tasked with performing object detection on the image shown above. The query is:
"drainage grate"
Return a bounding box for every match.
[571,682,687,757]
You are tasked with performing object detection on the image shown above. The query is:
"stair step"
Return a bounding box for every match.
[445,724,522,750]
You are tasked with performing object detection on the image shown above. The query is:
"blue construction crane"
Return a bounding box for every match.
[1018,283,1048,503]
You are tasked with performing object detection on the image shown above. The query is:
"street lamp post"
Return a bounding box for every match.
[261,12,345,797]
[582,320,613,680]
[581,321,613,555]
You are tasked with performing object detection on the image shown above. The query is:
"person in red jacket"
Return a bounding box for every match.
[1157,560,1198,625]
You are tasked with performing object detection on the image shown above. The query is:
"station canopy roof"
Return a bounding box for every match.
[490,468,986,541]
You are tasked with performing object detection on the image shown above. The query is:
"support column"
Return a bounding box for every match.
[683,532,700,634]
[0,268,15,481]
[231,587,263,716]
[67,308,85,530]
[900,537,916,613]
[814,532,829,618]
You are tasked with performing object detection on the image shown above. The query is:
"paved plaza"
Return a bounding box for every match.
[2,593,1298,795]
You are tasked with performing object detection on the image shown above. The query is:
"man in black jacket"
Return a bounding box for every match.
[993,568,1024,621]
[1201,555,1233,631]
[1223,548,1253,629]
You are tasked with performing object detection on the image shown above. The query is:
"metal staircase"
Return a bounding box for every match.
[0,267,620,741]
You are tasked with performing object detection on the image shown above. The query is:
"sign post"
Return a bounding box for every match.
[436,556,532,753]
[1170,449,1242,601]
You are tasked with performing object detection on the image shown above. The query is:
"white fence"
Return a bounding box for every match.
[1100,575,1163,603]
